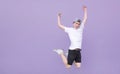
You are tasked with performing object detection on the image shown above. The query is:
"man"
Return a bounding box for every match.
[53,6,87,68]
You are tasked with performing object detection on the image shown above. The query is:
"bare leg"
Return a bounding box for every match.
[60,53,71,68]
[74,62,81,68]
[53,49,71,68]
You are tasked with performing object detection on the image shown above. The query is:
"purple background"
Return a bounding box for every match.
[0,0,120,74]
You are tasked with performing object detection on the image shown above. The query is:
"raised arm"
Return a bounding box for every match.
[57,13,65,30]
[82,6,87,24]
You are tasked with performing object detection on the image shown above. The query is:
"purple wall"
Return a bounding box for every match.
[0,0,120,74]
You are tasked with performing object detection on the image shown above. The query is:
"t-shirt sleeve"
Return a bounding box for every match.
[80,22,85,29]
[64,27,70,33]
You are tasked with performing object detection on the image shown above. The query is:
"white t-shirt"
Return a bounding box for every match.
[65,22,85,50]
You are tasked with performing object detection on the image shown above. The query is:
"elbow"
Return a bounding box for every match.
[58,23,61,27]
[58,24,62,28]
[83,17,87,21]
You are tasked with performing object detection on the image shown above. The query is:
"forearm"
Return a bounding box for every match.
[58,16,62,26]
[84,7,87,20]
[57,13,65,30]
[83,6,87,23]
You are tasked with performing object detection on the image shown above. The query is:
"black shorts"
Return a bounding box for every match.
[67,49,81,65]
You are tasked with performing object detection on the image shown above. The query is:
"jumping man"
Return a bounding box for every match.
[54,6,87,68]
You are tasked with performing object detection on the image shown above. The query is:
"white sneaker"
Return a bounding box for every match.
[53,49,64,55]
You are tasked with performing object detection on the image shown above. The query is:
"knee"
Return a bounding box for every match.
[76,64,81,68]
[66,65,71,69]
[75,63,81,68]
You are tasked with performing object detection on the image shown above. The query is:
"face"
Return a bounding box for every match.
[73,22,80,29]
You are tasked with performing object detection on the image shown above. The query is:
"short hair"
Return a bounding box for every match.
[73,18,81,24]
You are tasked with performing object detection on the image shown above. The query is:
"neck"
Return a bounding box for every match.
[74,27,79,29]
